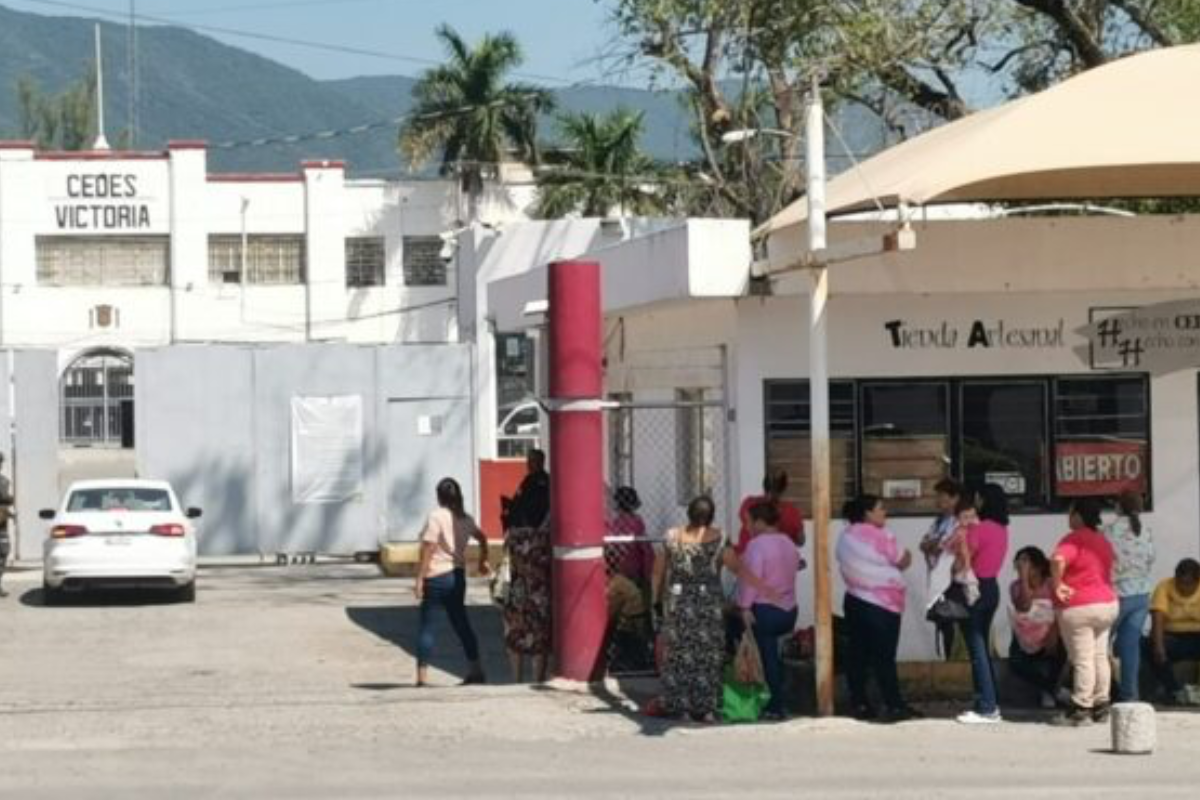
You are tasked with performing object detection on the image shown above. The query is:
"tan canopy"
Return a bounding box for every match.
[759,43,1200,237]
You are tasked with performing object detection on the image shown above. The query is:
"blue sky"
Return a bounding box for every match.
[4,0,619,83]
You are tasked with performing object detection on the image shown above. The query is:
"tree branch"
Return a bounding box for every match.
[1012,0,1109,67]
[1110,0,1177,46]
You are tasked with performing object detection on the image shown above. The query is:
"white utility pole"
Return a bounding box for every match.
[806,74,835,718]
[93,24,110,151]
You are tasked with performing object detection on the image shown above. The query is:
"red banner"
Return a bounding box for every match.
[1055,441,1147,497]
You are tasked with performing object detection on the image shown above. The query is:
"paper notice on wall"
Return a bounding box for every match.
[291,395,364,503]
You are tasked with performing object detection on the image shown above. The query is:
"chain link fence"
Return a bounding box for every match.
[600,396,731,675]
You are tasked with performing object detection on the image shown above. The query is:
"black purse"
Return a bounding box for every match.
[926,582,970,623]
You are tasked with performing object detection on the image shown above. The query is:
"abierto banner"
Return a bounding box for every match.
[1054,440,1147,497]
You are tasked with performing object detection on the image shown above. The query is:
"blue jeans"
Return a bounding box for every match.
[751,603,799,716]
[958,578,1000,715]
[417,569,480,667]
[1113,594,1150,702]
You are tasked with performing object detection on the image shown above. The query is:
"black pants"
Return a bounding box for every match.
[1145,632,1200,694]
[1007,637,1065,696]
[0,529,9,586]
[844,593,905,712]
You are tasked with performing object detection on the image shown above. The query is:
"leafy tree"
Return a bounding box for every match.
[536,108,667,218]
[603,0,1200,223]
[399,25,555,219]
[16,67,98,151]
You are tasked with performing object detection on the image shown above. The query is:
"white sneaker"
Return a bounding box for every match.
[1039,691,1057,710]
[957,710,1003,725]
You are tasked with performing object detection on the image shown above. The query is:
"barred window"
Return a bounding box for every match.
[402,236,446,286]
[345,237,385,288]
[675,388,716,503]
[36,236,169,286]
[208,235,306,285]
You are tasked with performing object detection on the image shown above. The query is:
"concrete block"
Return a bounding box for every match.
[1111,702,1156,754]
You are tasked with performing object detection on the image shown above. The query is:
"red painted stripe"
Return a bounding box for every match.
[207,173,304,183]
[0,140,36,150]
[35,150,168,161]
[167,140,208,150]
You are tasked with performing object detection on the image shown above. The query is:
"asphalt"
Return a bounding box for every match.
[1,563,1199,798]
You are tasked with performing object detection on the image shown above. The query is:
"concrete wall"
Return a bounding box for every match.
[12,350,59,561]
[136,343,473,555]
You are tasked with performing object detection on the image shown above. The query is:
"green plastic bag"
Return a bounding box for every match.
[721,665,770,723]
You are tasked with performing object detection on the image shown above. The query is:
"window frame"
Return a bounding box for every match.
[402,235,448,287]
[344,236,386,288]
[763,372,1152,516]
[36,235,171,287]
[208,234,307,285]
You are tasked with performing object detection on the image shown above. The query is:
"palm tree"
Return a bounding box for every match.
[535,109,666,218]
[399,25,554,220]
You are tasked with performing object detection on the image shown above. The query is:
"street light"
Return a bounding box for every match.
[721,128,794,145]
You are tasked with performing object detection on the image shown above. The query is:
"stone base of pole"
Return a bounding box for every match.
[1111,702,1156,754]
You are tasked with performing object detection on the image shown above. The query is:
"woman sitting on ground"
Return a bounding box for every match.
[737,501,800,721]
[1007,546,1067,709]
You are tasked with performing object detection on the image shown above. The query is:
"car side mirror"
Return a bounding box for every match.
[39,509,56,520]
[186,507,203,519]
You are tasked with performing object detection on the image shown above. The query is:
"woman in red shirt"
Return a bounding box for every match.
[1050,497,1118,726]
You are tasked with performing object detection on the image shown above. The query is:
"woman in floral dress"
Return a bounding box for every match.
[501,449,552,682]
[652,495,726,721]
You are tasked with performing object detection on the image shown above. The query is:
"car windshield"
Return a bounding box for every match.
[67,488,174,513]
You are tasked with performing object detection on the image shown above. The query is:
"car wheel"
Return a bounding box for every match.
[42,584,62,607]
[176,582,196,603]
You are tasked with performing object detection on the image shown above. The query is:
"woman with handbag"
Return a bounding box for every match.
[836,494,920,723]
[414,477,490,688]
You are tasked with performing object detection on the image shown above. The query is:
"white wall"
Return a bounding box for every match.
[731,289,1200,659]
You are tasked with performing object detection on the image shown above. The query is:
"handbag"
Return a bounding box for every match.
[721,665,770,723]
[489,555,512,606]
[926,583,970,624]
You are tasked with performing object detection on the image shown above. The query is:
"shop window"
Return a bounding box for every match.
[345,237,385,288]
[961,381,1049,511]
[208,235,306,285]
[402,236,447,286]
[764,380,857,517]
[36,236,169,286]
[861,382,949,514]
[496,333,537,458]
[762,374,1151,516]
[1052,375,1150,505]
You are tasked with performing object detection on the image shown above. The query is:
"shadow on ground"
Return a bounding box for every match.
[346,603,515,686]
[19,587,186,608]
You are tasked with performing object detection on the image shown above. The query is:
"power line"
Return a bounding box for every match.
[14,0,591,86]
[164,0,388,17]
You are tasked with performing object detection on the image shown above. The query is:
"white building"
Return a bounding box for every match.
[0,139,532,456]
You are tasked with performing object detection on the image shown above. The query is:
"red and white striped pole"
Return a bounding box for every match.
[547,259,607,681]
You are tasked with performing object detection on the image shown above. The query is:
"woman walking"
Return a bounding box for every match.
[955,484,1009,725]
[836,494,920,723]
[1051,498,1118,726]
[1103,491,1154,702]
[652,496,726,722]
[415,477,489,687]
[738,502,800,721]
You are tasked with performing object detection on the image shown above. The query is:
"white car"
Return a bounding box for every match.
[41,479,201,604]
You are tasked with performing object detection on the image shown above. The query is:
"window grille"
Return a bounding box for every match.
[36,236,169,286]
[402,236,446,286]
[345,237,386,288]
[208,235,306,284]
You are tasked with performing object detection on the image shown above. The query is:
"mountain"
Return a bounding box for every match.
[0,4,884,177]
[0,4,702,175]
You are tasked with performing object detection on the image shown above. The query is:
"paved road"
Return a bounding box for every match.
[1,563,1199,798]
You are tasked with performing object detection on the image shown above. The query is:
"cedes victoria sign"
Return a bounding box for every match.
[43,164,167,233]
[1055,441,1147,497]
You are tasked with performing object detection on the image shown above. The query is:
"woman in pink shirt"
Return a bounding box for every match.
[738,501,800,721]
[955,484,1010,725]
[1050,497,1118,727]
[836,494,920,723]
